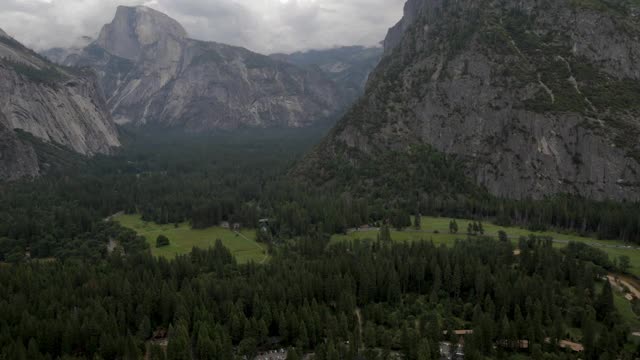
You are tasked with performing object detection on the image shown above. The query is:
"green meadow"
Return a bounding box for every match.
[331,216,640,277]
[114,214,268,264]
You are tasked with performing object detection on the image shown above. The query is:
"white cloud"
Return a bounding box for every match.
[0,0,405,54]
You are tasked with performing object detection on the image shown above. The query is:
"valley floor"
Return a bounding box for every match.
[331,216,640,277]
[114,214,268,264]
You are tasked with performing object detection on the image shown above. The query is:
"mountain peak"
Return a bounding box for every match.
[96,5,187,60]
[0,28,9,38]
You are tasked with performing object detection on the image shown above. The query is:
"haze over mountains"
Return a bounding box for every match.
[298,0,640,201]
[271,46,383,108]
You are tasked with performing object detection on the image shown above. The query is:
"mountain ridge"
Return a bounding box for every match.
[270,46,383,107]
[0,29,119,180]
[57,6,347,130]
[296,0,640,201]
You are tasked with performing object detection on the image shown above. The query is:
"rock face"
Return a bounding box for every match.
[63,6,345,130]
[0,29,119,180]
[299,0,640,201]
[95,6,187,62]
[0,122,39,181]
[383,0,428,55]
[271,46,383,106]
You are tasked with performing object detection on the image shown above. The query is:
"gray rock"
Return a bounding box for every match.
[96,6,187,61]
[0,121,39,181]
[0,31,119,179]
[63,6,345,130]
[301,0,640,201]
[271,46,383,106]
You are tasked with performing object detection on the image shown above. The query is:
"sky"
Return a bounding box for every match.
[0,0,405,54]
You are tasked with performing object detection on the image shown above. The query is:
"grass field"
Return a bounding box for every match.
[114,214,268,264]
[331,216,640,277]
[595,282,640,334]
[614,291,640,332]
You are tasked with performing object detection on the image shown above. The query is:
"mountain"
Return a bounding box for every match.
[60,6,345,130]
[271,46,383,105]
[296,0,640,201]
[41,36,94,64]
[0,29,119,180]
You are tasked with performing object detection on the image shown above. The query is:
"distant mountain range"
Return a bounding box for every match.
[44,6,381,131]
[271,46,383,108]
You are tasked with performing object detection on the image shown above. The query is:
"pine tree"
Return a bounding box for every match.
[449,220,459,234]
[149,344,166,360]
[137,316,152,340]
[298,321,309,349]
[166,324,191,360]
[619,256,631,273]
[195,325,216,360]
[596,281,615,321]
[417,339,432,360]
[287,347,301,360]
[124,335,141,360]
[26,339,40,360]
[583,311,597,360]
[379,224,392,243]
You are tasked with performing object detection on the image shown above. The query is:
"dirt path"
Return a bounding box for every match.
[615,274,640,300]
[235,231,268,264]
[608,273,640,309]
[104,211,123,222]
[107,239,120,254]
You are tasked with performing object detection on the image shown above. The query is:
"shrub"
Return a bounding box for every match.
[156,235,170,248]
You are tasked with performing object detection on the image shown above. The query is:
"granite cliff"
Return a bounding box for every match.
[0,29,119,180]
[63,6,345,130]
[297,0,640,201]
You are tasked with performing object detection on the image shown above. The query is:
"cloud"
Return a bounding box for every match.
[0,0,405,54]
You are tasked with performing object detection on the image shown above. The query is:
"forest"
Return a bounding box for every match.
[0,129,639,359]
[1,234,638,359]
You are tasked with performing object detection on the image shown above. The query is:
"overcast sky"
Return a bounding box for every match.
[0,0,405,54]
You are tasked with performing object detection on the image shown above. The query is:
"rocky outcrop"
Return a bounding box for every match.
[0,122,39,181]
[298,0,640,201]
[0,29,119,179]
[271,46,383,106]
[63,6,345,130]
[383,0,428,54]
[96,6,187,62]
